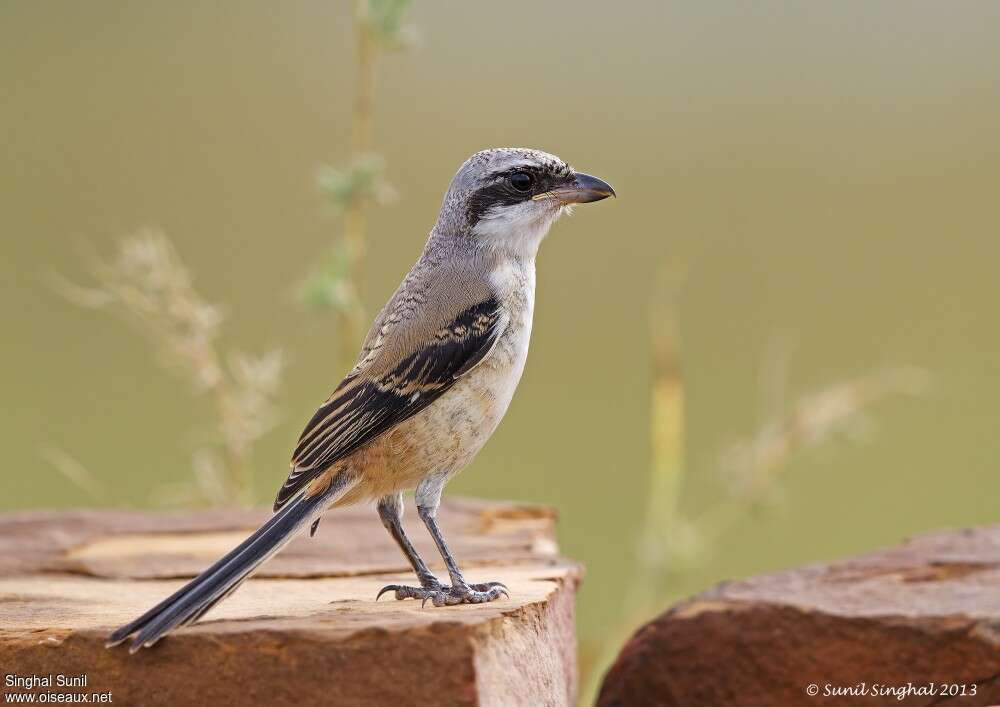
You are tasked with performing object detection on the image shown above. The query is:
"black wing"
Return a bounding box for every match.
[274,298,506,511]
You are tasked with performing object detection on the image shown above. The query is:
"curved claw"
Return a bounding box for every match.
[376,584,400,601]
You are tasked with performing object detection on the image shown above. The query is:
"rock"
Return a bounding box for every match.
[0,498,581,707]
[598,525,1000,707]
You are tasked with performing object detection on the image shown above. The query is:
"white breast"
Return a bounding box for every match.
[486,259,535,407]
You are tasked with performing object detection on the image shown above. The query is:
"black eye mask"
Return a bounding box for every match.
[465,169,564,225]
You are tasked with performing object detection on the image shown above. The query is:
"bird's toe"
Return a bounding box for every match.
[376,580,509,606]
[430,581,509,606]
[469,580,509,594]
[376,584,427,601]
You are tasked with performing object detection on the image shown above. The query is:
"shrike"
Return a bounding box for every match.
[108,147,615,653]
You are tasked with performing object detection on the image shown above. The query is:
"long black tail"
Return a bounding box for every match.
[107,486,337,653]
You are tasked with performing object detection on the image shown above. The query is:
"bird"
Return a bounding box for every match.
[106,147,615,653]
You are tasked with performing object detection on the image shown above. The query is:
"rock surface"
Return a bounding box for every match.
[598,525,1000,707]
[0,499,581,706]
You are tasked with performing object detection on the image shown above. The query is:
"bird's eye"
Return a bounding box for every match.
[509,171,534,192]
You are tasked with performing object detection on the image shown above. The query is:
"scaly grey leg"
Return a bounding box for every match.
[376,479,509,607]
[413,476,508,606]
[375,493,443,600]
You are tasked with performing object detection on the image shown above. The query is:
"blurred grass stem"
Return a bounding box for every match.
[55,230,283,506]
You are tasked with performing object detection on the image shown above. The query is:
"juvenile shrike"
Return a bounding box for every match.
[108,147,615,652]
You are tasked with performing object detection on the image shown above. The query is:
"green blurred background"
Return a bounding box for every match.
[3,0,999,692]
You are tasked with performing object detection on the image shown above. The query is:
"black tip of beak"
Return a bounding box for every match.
[569,172,616,203]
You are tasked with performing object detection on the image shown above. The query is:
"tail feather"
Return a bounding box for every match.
[107,478,348,653]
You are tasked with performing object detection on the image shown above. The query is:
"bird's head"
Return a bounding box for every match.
[435,148,615,258]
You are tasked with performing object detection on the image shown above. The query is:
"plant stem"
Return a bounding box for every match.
[352,9,375,155]
[336,1,378,373]
[581,270,688,705]
[209,377,252,505]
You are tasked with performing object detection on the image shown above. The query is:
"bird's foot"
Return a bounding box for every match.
[376,580,509,607]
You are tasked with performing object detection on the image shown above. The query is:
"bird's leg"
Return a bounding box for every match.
[375,494,444,601]
[414,502,509,606]
[376,478,508,606]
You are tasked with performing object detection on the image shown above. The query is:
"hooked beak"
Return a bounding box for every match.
[535,171,616,205]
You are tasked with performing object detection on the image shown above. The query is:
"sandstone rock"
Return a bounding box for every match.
[598,525,1000,707]
[0,499,581,706]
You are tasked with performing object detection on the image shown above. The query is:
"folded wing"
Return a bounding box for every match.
[274,297,507,511]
